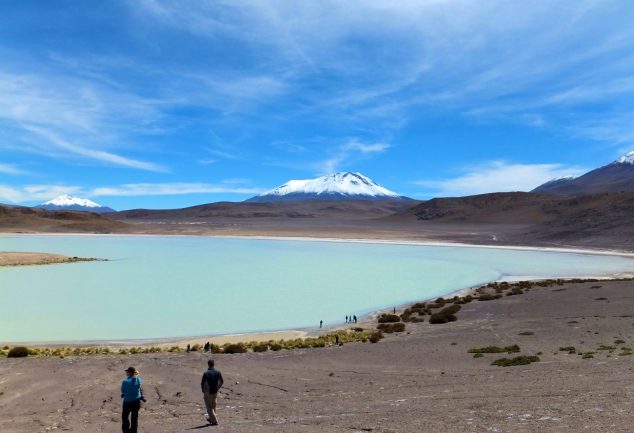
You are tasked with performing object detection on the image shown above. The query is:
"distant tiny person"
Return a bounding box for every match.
[187,344,191,352]
[201,359,224,426]
[120,366,145,433]
[319,320,323,328]
[345,315,348,324]
[353,315,357,324]
[204,341,210,352]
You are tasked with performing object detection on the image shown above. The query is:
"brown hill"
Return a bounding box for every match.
[397,192,634,249]
[111,200,415,222]
[533,163,634,195]
[0,205,130,234]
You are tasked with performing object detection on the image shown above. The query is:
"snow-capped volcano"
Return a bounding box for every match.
[247,172,408,202]
[37,194,115,213]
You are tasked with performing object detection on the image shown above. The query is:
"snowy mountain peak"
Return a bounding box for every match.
[248,172,406,202]
[37,195,114,213]
[43,194,102,208]
[614,151,634,165]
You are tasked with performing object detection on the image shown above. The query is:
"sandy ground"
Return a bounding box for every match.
[3,279,634,432]
[0,252,96,267]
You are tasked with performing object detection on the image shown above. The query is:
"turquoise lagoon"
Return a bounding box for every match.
[1,235,633,343]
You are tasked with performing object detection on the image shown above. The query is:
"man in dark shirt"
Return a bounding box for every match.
[201,359,224,425]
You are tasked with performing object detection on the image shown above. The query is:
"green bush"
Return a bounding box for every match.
[252,343,269,352]
[7,346,29,358]
[369,331,384,343]
[468,345,520,354]
[491,355,540,367]
[376,322,405,333]
[223,343,247,354]
[378,314,401,323]
[270,343,283,351]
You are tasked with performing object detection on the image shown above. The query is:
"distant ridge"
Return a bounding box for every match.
[37,194,115,213]
[246,172,410,202]
[532,151,634,195]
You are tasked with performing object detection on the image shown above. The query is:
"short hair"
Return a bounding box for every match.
[208,359,214,368]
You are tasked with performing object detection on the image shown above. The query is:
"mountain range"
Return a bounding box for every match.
[533,151,634,195]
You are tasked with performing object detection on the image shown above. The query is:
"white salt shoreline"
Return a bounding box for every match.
[2,231,634,257]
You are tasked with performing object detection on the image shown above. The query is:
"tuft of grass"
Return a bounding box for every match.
[368,331,384,343]
[491,355,540,367]
[473,353,484,358]
[518,331,534,336]
[222,343,247,354]
[7,346,29,358]
[378,314,401,323]
[377,322,406,333]
[468,345,520,354]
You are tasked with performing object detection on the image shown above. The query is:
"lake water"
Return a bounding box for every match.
[1,235,633,343]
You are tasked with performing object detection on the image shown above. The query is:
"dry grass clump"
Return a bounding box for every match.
[491,355,540,367]
[368,331,384,343]
[468,344,520,354]
[222,343,247,354]
[376,322,406,333]
[429,304,461,324]
[7,346,29,358]
[378,313,401,323]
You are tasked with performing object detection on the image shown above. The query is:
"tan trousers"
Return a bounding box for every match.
[203,392,218,424]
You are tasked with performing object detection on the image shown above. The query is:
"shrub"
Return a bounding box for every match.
[478,294,501,301]
[252,343,269,352]
[378,314,401,323]
[473,353,484,358]
[7,346,29,358]
[369,331,384,343]
[270,343,283,351]
[377,322,406,333]
[223,343,247,354]
[491,355,540,367]
[468,345,520,354]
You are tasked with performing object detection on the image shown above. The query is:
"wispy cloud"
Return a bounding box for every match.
[0,182,263,203]
[316,139,391,174]
[90,183,262,197]
[413,161,589,198]
[0,163,28,176]
[0,184,82,203]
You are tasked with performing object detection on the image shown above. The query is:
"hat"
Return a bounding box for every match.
[125,366,136,373]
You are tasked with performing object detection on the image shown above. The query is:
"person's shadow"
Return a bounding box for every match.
[187,424,211,429]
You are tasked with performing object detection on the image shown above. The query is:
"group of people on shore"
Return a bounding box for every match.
[120,360,223,432]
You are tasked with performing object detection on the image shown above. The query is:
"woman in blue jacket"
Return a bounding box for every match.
[120,366,145,433]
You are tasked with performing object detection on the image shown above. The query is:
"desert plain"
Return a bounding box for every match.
[2,275,634,433]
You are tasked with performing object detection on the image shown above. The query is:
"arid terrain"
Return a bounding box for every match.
[4,191,634,251]
[3,278,634,432]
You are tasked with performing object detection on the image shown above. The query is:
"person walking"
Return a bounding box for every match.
[121,366,145,433]
[201,359,224,425]
[319,320,323,328]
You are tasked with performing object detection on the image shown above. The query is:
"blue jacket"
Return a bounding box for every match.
[121,376,143,402]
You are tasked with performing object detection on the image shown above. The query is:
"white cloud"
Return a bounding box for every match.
[0,184,82,203]
[0,182,263,203]
[314,138,391,174]
[24,126,167,172]
[342,140,390,154]
[413,161,589,197]
[89,183,263,197]
[0,163,28,176]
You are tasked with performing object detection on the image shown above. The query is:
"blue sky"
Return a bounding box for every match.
[1,0,633,210]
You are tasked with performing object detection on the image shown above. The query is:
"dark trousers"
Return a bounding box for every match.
[122,399,140,433]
